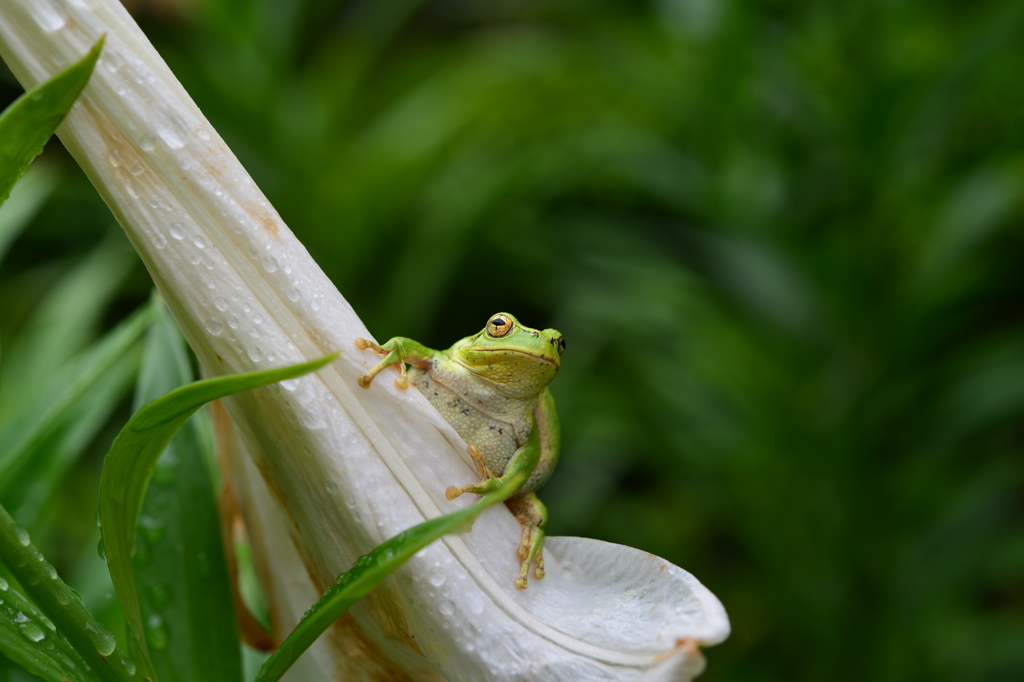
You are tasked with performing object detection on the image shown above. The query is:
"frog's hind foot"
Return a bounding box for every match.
[506,493,548,590]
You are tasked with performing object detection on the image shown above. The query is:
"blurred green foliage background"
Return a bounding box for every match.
[2,0,1024,679]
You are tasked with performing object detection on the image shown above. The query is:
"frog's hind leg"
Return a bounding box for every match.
[505,492,548,590]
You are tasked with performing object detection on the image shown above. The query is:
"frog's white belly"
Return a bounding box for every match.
[410,368,532,477]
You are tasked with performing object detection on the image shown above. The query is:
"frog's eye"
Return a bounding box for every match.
[487,314,513,338]
[555,336,566,356]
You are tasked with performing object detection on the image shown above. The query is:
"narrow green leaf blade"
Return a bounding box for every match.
[133,299,242,682]
[0,304,151,504]
[0,577,96,682]
[100,346,337,672]
[0,504,137,682]
[255,459,531,682]
[0,37,103,207]
[0,233,137,416]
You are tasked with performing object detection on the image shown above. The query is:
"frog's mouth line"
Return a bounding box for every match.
[466,348,559,366]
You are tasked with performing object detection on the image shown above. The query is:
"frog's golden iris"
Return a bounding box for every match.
[487,314,513,337]
[355,313,563,590]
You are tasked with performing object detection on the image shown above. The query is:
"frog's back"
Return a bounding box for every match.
[409,366,533,478]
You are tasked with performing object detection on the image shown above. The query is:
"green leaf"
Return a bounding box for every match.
[0,163,59,269]
[99,346,338,674]
[0,576,95,682]
[0,233,137,419]
[0,503,137,682]
[0,37,103,208]
[254,451,532,682]
[132,298,242,682]
[0,304,150,510]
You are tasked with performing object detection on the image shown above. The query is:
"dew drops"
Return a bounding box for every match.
[214,297,229,311]
[280,378,299,391]
[300,407,326,429]
[247,345,263,362]
[103,50,125,72]
[44,563,57,580]
[86,621,117,656]
[439,600,455,616]
[146,613,169,650]
[123,655,136,675]
[189,254,202,265]
[169,223,185,240]
[152,232,168,249]
[139,134,155,152]
[109,149,122,167]
[192,235,207,249]
[227,315,240,329]
[129,164,144,176]
[115,85,127,96]
[465,591,485,615]
[428,567,447,587]
[155,110,186,150]
[13,525,30,547]
[253,313,264,325]
[242,303,252,313]
[261,255,279,273]
[287,287,301,301]
[27,1,66,32]
[19,621,45,642]
[196,126,211,141]
[97,538,106,562]
[0,577,7,590]
[325,480,339,495]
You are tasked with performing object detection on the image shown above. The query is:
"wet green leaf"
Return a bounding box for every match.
[99,344,337,673]
[132,298,242,682]
[0,37,102,207]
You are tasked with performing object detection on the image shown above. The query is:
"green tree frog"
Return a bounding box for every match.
[355,313,565,590]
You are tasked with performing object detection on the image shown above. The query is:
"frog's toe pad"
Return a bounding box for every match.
[445,486,462,501]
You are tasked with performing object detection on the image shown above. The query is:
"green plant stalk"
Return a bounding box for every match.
[255,459,531,682]
[0,504,138,682]
[99,352,339,674]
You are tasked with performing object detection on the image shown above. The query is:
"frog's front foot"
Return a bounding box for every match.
[354,338,409,390]
[506,492,548,590]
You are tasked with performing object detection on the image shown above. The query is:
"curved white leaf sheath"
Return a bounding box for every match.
[0,1,730,679]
